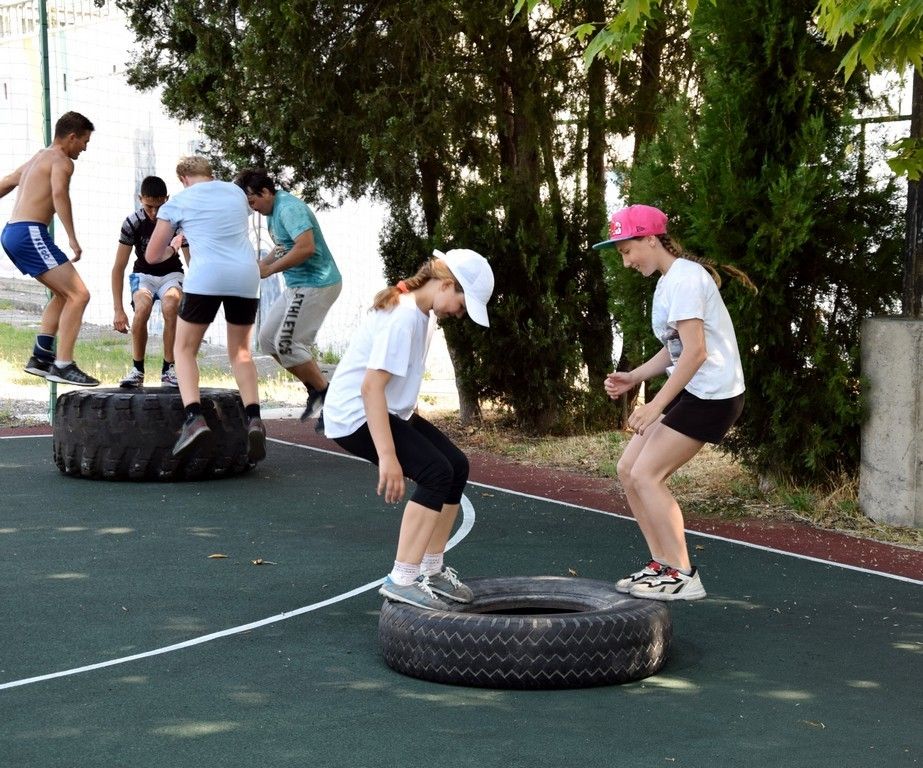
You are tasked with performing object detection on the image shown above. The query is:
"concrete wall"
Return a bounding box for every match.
[859,317,923,527]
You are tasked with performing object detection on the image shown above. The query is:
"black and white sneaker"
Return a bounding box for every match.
[615,560,664,594]
[629,566,707,601]
[45,362,100,387]
[300,386,327,422]
[24,355,53,378]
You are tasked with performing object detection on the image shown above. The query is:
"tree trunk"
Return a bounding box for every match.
[632,9,667,161]
[579,0,616,414]
[904,68,922,318]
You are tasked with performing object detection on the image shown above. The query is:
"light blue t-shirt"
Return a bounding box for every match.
[267,190,341,289]
[157,180,259,298]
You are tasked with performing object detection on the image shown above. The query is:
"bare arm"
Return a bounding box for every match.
[50,156,80,260]
[111,243,133,333]
[145,219,179,264]
[258,229,315,279]
[0,159,28,199]
[361,368,405,503]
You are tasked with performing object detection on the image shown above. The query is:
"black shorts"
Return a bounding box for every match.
[333,412,469,513]
[178,293,259,326]
[661,390,744,444]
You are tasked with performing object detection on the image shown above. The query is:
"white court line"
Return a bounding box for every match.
[0,439,474,691]
[1,436,918,690]
[469,479,923,586]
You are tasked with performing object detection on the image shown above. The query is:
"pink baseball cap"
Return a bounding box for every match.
[592,205,668,249]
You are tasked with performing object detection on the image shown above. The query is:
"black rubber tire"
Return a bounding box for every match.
[52,387,254,481]
[378,576,672,689]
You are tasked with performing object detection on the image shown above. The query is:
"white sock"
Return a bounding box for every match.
[54,360,72,368]
[389,561,420,586]
[420,552,444,577]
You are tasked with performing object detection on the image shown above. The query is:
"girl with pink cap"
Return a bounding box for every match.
[594,205,754,601]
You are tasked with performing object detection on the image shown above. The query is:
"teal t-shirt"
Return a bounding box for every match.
[267,190,341,288]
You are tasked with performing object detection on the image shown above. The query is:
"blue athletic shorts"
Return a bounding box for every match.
[1,221,69,277]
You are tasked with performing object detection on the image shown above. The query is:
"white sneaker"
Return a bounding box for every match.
[615,560,664,594]
[629,566,707,601]
[119,367,145,388]
[161,364,179,387]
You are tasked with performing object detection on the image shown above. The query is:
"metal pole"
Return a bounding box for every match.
[39,0,58,418]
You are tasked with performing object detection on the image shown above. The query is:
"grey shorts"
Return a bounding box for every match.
[129,271,183,305]
[259,283,341,367]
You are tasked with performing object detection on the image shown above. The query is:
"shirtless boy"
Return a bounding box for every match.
[0,111,98,386]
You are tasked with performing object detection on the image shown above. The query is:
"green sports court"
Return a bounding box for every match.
[0,429,920,767]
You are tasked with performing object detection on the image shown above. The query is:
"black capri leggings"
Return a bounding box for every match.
[332,412,469,513]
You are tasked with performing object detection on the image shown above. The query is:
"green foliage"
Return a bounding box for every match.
[117,0,619,430]
[814,0,923,79]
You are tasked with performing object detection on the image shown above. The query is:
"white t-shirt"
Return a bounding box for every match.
[651,258,745,399]
[323,294,431,438]
[157,180,259,298]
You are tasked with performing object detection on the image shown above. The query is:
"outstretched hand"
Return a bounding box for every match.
[604,371,636,399]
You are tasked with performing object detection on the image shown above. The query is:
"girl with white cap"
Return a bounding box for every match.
[323,249,494,610]
[594,205,754,601]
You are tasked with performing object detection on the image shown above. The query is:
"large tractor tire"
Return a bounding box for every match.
[53,387,254,481]
[378,576,672,689]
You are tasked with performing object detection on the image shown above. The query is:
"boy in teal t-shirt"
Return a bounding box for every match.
[234,169,342,430]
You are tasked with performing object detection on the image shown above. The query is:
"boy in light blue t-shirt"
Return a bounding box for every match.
[234,169,342,431]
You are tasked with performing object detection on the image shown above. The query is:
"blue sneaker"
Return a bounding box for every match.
[379,575,450,611]
[427,566,473,603]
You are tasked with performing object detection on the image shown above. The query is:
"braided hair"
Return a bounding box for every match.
[656,235,757,293]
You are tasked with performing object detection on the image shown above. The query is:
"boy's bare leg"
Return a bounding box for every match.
[173,318,207,406]
[160,288,182,363]
[225,321,259,406]
[287,358,327,391]
[130,292,153,361]
[36,262,90,361]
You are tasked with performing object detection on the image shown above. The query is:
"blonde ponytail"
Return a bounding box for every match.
[372,258,462,310]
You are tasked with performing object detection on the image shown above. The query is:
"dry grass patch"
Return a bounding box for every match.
[424,407,922,550]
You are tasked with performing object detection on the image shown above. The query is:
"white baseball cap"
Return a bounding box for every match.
[434,248,494,327]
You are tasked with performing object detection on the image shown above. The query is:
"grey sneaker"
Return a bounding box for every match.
[247,417,267,462]
[427,566,473,603]
[615,560,664,594]
[300,386,327,422]
[45,362,100,387]
[629,566,707,601]
[172,415,210,456]
[379,575,450,611]
[24,355,53,378]
[120,367,145,388]
[160,364,179,387]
